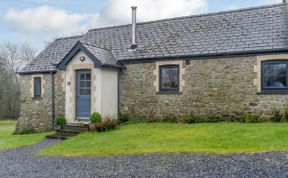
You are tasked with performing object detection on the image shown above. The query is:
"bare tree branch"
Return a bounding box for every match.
[0,42,37,119]
[0,42,36,74]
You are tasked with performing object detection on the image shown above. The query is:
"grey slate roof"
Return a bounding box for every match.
[81,42,119,67]
[20,3,288,74]
[20,35,82,73]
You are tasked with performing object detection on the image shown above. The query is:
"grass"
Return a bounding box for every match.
[41,123,288,156]
[0,120,49,150]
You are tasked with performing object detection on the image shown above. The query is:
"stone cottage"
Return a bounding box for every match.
[16,2,288,131]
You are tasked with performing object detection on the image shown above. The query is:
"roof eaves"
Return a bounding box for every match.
[18,69,56,75]
[118,48,288,63]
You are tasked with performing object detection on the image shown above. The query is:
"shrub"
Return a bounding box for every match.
[118,113,130,123]
[240,114,259,123]
[180,113,202,124]
[237,115,246,123]
[146,111,160,123]
[104,119,119,129]
[284,107,288,122]
[246,114,259,123]
[226,116,237,122]
[93,119,119,132]
[146,117,160,123]
[18,128,36,135]
[271,109,282,122]
[118,113,144,124]
[207,114,222,123]
[90,112,102,123]
[180,113,195,124]
[56,116,66,126]
[95,122,105,132]
[161,114,178,123]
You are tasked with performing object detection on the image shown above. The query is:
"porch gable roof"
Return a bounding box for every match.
[58,41,121,70]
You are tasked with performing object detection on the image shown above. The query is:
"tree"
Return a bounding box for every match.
[0,42,36,75]
[0,42,36,119]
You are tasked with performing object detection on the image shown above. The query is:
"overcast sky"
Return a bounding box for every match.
[0,0,281,50]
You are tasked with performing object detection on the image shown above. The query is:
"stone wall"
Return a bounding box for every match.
[16,71,65,132]
[16,53,288,132]
[54,70,66,119]
[119,55,288,121]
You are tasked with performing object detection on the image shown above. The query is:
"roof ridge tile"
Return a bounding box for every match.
[88,3,286,32]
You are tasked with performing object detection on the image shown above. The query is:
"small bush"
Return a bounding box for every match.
[95,122,105,132]
[180,113,195,124]
[271,109,282,122]
[56,116,66,126]
[93,119,119,132]
[284,107,288,122]
[226,116,237,122]
[118,113,130,123]
[240,114,259,123]
[104,119,119,129]
[161,114,178,123]
[118,113,144,124]
[146,117,160,123]
[181,113,205,124]
[90,112,102,123]
[180,113,205,124]
[146,111,160,123]
[18,128,36,135]
[237,115,246,123]
[207,114,222,123]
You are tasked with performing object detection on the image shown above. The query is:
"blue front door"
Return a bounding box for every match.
[76,70,91,120]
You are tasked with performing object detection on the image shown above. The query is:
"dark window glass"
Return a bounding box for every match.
[86,81,91,88]
[262,61,288,90]
[86,73,91,80]
[80,89,86,95]
[80,74,85,80]
[34,77,41,97]
[80,81,85,87]
[78,71,91,96]
[160,65,179,91]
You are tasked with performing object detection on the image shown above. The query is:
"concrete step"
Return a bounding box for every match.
[46,124,89,140]
[61,124,90,132]
[55,129,80,137]
[46,134,68,140]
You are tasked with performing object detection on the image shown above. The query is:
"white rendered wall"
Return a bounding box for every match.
[64,51,118,123]
[100,68,119,119]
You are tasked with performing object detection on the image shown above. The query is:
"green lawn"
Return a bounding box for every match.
[0,120,49,150]
[41,123,288,156]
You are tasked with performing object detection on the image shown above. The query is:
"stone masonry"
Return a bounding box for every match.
[119,55,288,121]
[17,53,288,132]
[16,71,65,132]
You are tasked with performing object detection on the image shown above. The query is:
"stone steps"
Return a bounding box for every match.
[62,124,89,132]
[46,134,69,140]
[46,124,89,140]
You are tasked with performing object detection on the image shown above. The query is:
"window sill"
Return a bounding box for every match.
[257,91,288,95]
[32,97,43,100]
[157,91,182,95]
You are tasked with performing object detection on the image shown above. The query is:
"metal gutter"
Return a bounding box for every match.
[18,70,56,75]
[102,64,123,69]
[118,48,288,64]
[117,70,121,116]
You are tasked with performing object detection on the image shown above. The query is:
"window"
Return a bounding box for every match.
[34,77,42,97]
[159,65,179,92]
[79,72,91,96]
[262,61,288,91]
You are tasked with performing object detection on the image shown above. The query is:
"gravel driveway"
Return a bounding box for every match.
[0,139,288,178]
